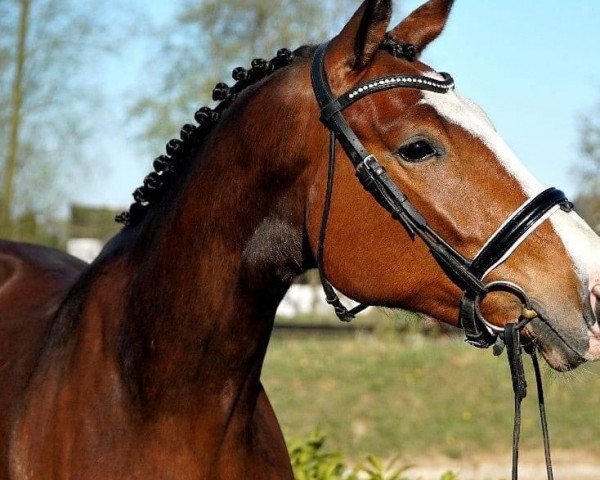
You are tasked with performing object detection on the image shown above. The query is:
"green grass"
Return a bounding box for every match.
[262,334,600,461]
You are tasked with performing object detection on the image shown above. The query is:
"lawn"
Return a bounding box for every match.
[262,330,600,462]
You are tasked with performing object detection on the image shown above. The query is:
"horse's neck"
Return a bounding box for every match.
[13,70,311,479]
[110,116,308,415]
[14,115,308,477]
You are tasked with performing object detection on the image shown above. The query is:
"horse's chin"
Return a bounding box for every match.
[525,320,587,372]
[536,343,585,372]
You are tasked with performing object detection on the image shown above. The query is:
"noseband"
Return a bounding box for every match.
[310,41,574,480]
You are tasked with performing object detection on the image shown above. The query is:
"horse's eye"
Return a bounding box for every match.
[398,140,437,163]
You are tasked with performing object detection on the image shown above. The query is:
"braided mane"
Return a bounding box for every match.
[115,47,308,227]
[115,37,412,227]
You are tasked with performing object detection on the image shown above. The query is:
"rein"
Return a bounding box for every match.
[310,40,573,479]
[499,315,554,480]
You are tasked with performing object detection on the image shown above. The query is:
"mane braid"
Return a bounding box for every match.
[379,33,416,61]
[115,47,297,227]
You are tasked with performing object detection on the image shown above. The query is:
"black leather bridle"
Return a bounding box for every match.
[311,41,574,480]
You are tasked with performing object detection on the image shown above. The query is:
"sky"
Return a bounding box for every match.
[76,0,600,209]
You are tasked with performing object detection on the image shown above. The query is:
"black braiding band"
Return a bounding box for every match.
[380,34,417,61]
[116,46,297,226]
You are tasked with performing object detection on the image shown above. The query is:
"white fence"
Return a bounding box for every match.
[66,238,104,264]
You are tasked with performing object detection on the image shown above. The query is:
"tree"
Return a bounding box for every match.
[575,106,600,232]
[3,0,34,239]
[0,0,114,241]
[130,0,354,154]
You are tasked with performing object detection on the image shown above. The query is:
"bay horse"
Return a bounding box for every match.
[2,0,600,478]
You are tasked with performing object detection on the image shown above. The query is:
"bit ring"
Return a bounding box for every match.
[474,281,538,333]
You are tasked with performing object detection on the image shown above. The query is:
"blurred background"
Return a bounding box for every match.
[2,0,600,478]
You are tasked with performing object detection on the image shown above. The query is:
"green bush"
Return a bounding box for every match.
[288,431,345,480]
[288,431,459,480]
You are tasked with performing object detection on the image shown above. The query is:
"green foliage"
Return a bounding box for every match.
[579,109,600,186]
[439,472,461,480]
[574,191,600,233]
[576,102,600,232]
[353,455,413,480]
[288,431,460,480]
[9,210,64,247]
[288,431,345,480]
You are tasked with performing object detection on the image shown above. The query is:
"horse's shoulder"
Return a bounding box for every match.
[0,242,87,468]
[0,240,87,326]
[0,240,87,288]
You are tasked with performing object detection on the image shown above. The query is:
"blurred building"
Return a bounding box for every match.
[66,204,122,262]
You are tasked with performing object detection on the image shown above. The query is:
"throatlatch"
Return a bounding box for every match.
[311,40,571,480]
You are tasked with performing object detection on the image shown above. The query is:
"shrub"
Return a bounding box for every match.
[287,431,460,480]
[288,431,345,480]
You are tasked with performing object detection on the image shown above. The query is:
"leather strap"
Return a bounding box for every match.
[316,130,369,321]
[500,322,554,480]
[505,323,527,402]
[460,295,496,348]
[470,188,573,278]
[321,72,454,121]
[530,347,554,480]
[312,43,372,166]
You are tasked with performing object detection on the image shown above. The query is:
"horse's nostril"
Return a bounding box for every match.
[591,285,600,321]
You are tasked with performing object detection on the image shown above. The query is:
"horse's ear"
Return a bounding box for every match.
[389,0,454,56]
[327,0,392,72]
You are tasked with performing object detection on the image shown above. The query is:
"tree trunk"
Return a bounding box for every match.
[2,0,31,237]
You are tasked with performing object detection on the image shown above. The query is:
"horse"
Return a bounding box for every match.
[2,0,600,478]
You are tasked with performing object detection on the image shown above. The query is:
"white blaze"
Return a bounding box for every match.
[420,88,600,358]
[419,89,544,196]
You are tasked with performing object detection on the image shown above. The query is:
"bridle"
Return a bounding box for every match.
[310,40,574,480]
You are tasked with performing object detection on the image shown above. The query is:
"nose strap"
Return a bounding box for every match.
[470,188,573,279]
[461,188,573,348]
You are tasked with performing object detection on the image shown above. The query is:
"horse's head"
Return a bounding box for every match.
[303,0,600,370]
